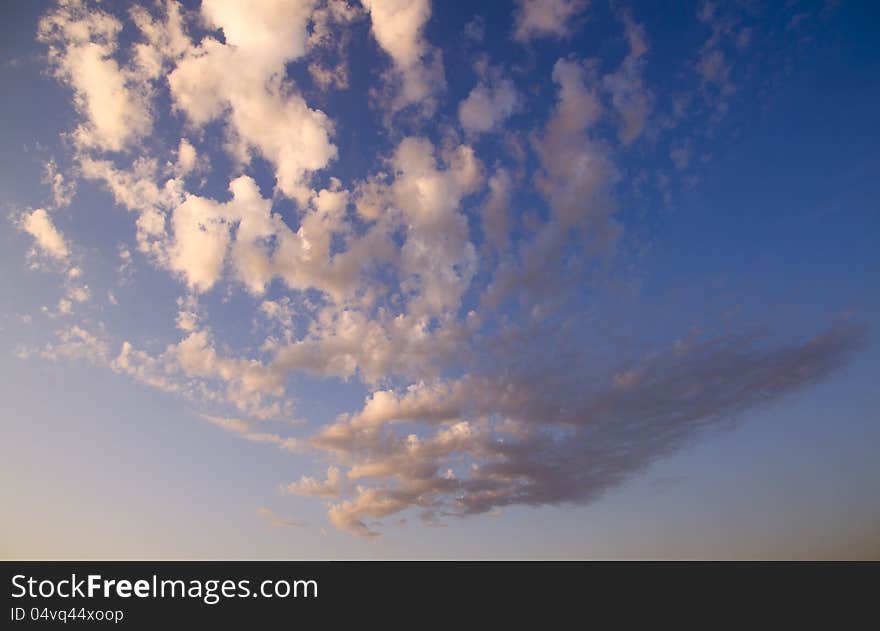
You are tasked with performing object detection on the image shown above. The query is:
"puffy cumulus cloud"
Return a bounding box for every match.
[283,466,343,496]
[196,137,485,389]
[80,162,381,300]
[164,175,393,299]
[169,195,233,293]
[388,137,482,317]
[458,74,520,136]
[128,0,191,80]
[18,209,69,260]
[174,139,199,176]
[361,0,445,115]
[272,182,392,302]
[38,0,152,151]
[175,295,200,332]
[513,0,587,42]
[168,0,337,204]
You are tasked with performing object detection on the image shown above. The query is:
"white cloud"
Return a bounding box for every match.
[67,284,90,303]
[169,194,233,293]
[284,466,343,497]
[43,160,76,209]
[19,209,69,260]
[128,0,191,80]
[22,325,109,364]
[38,0,152,151]
[307,0,363,91]
[388,137,482,317]
[167,0,337,204]
[361,0,445,114]
[174,138,198,176]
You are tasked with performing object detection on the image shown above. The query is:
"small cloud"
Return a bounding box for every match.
[512,0,587,42]
[18,208,69,260]
[258,507,305,529]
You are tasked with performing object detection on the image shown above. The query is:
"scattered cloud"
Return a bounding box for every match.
[13,0,867,540]
[38,0,153,151]
[362,0,445,115]
[43,160,76,209]
[513,0,587,42]
[19,208,69,260]
[602,10,652,145]
[459,73,520,136]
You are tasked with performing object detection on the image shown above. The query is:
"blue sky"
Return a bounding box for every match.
[1,0,878,558]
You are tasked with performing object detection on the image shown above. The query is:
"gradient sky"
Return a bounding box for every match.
[1,0,878,559]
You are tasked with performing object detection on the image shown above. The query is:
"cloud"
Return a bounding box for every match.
[38,0,152,151]
[43,160,76,209]
[108,330,296,421]
[533,58,616,235]
[167,0,337,204]
[163,174,391,299]
[199,414,298,449]
[258,507,305,528]
[283,466,343,497]
[19,1,868,541]
[19,209,69,260]
[480,168,513,252]
[128,0,191,80]
[306,0,363,91]
[513,0,587,42]
[66,284,90,303]
[296,323,865,535]
[458,74,520,135]
[602,11,652,145]
[174,139,199,176]
[20,324,109,364]
[361,0,445,115]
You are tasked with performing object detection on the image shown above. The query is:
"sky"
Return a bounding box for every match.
[1,0,878,559]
